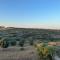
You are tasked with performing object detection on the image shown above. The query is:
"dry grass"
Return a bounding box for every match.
[0,46,38,60]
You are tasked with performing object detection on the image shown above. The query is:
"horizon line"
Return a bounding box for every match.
[0,25,60,30]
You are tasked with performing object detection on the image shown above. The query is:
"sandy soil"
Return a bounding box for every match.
[0,46,38,60]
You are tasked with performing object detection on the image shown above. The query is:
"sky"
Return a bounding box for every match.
[0,0,60,29]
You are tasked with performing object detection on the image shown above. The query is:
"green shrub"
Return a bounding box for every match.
[19,40,25,47]
[36,43,55,60]
[29,40,34,45]
[0,40,9,48]
[10,41,16,46]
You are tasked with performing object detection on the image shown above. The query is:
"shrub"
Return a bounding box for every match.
[0,40,9,48]
[36,43,55,60]
[10,40,16,46]
[29,40,34,45]
[19,40,25,47]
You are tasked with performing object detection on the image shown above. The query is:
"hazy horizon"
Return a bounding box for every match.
[0,0,60,29]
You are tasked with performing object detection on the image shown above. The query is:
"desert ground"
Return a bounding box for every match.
[0,46,38,60]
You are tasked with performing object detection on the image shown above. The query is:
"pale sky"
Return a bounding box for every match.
[0,0,60,29]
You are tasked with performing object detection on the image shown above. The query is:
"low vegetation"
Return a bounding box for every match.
[0,39,9,48]
[35,43,56,60]
[0,27,60,60]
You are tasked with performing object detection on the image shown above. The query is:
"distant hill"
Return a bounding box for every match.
[0,26,60,42]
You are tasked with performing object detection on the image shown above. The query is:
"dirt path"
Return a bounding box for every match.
[0,46,38,60]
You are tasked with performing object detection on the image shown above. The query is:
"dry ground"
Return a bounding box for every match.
[0,46,38,60]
